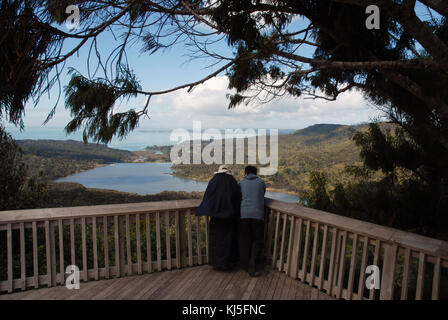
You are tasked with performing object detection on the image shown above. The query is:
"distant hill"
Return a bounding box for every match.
[293,123,366,145]
[17,139,134,180]
[17,139,133,162]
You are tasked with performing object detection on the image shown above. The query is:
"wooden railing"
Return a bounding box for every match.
[264,199,448,300]
[0,198,447,299]
[0,200,205,293]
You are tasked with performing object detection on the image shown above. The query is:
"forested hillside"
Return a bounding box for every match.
[172,123,384,193]
[17,139,135,180]
[45,182,202,207]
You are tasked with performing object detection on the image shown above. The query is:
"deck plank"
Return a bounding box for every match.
[249,270,272,299]
[0,265,335,300]
[169,266,207,300]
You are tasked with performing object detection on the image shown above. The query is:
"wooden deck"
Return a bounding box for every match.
[0,266,334,300]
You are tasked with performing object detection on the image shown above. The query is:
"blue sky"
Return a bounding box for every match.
[5,2,438,138]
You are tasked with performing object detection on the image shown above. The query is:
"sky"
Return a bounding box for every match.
[4,2,437,135]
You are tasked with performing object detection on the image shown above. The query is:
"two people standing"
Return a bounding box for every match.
[196,165,266,277]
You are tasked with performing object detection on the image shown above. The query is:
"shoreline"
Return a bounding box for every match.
[53,162,300,199]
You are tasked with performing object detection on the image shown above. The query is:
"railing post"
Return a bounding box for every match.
[179,211,188,268]
[380,243,398,300]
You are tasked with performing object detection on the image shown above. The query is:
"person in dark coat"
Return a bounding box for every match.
[196,165,241,271]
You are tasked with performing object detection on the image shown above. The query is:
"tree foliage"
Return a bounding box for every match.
[0,0,447,146]
[1,0,448,231]
[301,123,448,238]
[0,126,48,210]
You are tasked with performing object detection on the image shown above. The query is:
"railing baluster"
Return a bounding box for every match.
[50,222,56,287]
[271,212,281,268]
[136,214,142,275]
[119,216,125,277]
[92,217,99,280]
[175,211,181,269]
[369,239,381,300]
[333,230,342,290]
[179,211,187,268]
[400,248,411,300]
[196,215,201,266]
[279,214,288,271]
[186,210,193,267]
[300,220,311,282]
[265,209,275,266]
[156,211,162,271]
[318,224,329,291]
[357,236,369,300]
[347,233,358,300]
[7,223,13,293]
[285,216,295,276]
[45,220,52,287]
[70,219,75,267]
[125,215,132,275]
[380,244,398,300]
[432,256,441,300]
[104,216,110,279]
[166,211,172,270]
[58,219,64,285]
[114,216,121,277]
[20,222,25,290]
[327,227,338,296]
[81,218,87,281]
[416,252,426,300]
[290,218,303,279]
[310,222,320,286]
[336,230,347,299]
[146,213,152,273]
[32,221,38,289]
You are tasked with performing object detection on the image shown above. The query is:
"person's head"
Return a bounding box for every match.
[214,164,233,175]
[244,166,257,176]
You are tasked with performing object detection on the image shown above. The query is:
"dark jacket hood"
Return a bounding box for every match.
[196,173,241,218]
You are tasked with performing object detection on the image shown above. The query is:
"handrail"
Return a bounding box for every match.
[0,198,447,300]
[264,198,448,300]
[0,199,202,228]
[265,199,448,259]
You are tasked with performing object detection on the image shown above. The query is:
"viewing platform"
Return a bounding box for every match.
[0,198,447,300]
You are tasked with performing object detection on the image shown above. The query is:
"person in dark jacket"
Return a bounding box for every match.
[238,165,266,277]
[196,165,241,270]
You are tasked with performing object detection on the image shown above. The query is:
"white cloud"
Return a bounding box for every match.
[147,76,382,129]
[7,75,383,131]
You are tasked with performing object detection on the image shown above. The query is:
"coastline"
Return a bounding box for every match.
[52,162,300,200]
[52,162,109,181]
